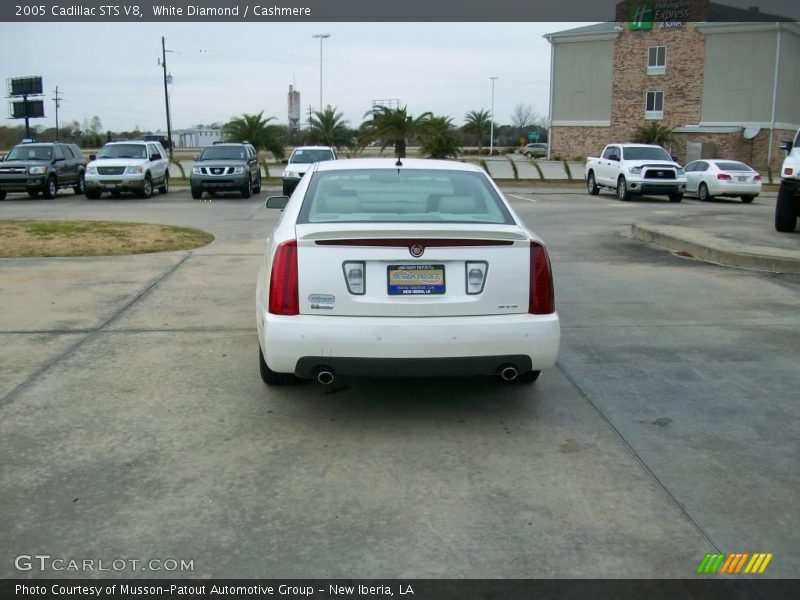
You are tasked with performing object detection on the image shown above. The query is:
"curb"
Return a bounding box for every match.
[631,223,800,274]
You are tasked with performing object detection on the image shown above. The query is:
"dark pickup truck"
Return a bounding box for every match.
[0,142,86,199]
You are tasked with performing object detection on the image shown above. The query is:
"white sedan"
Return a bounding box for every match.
[256,158,560,386]
[684,159,762,203]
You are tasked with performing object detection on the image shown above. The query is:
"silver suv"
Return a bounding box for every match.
[84,141,170,199]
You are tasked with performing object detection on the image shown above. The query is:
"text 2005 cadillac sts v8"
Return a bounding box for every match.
[256,159,560,385]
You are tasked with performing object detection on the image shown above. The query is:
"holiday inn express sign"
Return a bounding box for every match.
[629,0,691,30]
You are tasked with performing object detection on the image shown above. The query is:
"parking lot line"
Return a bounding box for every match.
[506,193,538,203]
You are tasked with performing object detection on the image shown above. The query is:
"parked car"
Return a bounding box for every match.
[684,159,761,203]
[585,144,687,202]
[520,143,548,159]
[775,128,800,232]
[0,141,86,200]
[84,140,169,199]
[257,158,560,386]
[190,142,261,199]
[281,146,336,196]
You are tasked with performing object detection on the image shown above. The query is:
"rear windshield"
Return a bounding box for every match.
[199,146,247,161]
[98,144,147,159]
[715,161,752,172]
[5,145,52,161]
[297,169,515,225]
[622,146,672,161]
[290,149,334,164]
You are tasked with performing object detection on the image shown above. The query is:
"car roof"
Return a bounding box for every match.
[105,140,149,145]
[293,146,335,151]
[313,158,485,173]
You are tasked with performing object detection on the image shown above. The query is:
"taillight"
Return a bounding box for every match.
[269,240,299,315]
[785,168,794,176]
[753,174,761,181]
[717,173,732,180]
[529,241,555,315]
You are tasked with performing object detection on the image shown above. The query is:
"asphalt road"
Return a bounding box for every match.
[0,187,798,581]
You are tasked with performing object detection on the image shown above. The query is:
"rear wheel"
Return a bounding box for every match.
[241,177,252,199]
[617,176,630,201]
[0,191,6,201]
[698,182,712,201]
[669,193,683,203]
[740,195,755,204]
[259,345,295,385]
[517,370,541,384]
[775,184,797,233]
[586,171,599,195]
[253,175,262,194]
[158,173,169,194]
[139,176,153,199]
[73,172,85,195]
[43,176,57,199]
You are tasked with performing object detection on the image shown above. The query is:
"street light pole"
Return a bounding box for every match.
[161,36,174,159]
[312,33,331,113]
[489,76,498,156]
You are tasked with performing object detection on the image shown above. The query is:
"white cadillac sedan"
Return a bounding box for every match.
[684,159,762,203]
[255,159,560,385]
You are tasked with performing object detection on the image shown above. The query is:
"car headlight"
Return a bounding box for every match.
[28,166,46,175]
[125,166,144,175]
[627,166,642,175]
[283,170,299,179]
[676,168,685,176]
[86,166,97,175]
[232,166,245,174]
[192,167,202,175]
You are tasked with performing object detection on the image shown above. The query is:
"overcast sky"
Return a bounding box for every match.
[0,22,585,133]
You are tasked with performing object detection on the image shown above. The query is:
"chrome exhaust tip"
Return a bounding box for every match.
[316,369,335,385]
[499,365,518,381]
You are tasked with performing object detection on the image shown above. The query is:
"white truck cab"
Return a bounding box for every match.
[585,144,687,202]
[775,129,800,232]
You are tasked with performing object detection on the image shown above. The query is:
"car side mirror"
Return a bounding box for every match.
[193,155,199,161]
[281,159,289,165]
[265,195,289,209]
[779,140,793,153]
[89,154,97,161]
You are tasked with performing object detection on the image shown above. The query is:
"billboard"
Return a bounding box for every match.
[8,76,43,97]
[10,99,45,119]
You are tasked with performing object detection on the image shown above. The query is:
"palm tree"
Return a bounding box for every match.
[463,109,492,155]
[221,111,284,159]
[634,122,673,146]
[306,107,353,150]
[358,105,432,158]
[418,116,463,159]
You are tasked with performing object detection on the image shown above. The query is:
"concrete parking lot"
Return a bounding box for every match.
[0,187,798,580]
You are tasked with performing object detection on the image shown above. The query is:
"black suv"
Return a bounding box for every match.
[190,142,261,199]
[0,142,86,200]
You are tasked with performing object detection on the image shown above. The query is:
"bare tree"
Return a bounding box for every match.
[510,103,537,129]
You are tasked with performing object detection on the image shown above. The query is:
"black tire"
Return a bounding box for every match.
[698,182,712,201]
[517,370,541,384]
[85,189,102,200]
[27,190,39,198]
[740,195,756,204]
[617,176,630,201]
[73,172,85,195]
[191,188,203,200]
[282,183,293,196]
[586,171,600,195]
[669,193,683,203]
[241,177,252,199]
[139,175,153,199]
[43,176,57,199]
[253,176,262,194]
[0,190,6,201]
[158,173,169,194]
[775,184,798,233]
[259,345,295,385]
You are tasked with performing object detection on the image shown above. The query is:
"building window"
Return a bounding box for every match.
[647,46,666,75]
[645,91,664,119]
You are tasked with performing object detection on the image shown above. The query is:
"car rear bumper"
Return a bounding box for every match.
[259,312,560,377]
[710,182,761,196]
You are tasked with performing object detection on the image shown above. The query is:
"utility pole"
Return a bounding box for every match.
[161,36,174,159]
[52,87,62,141]
[489,76,498,156]
[312,33,331,113]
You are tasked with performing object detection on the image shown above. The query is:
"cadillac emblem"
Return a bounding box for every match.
[409,244,425,257]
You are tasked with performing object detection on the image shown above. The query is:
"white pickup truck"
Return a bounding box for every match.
[585,143,687,202]
[775,128,800,232]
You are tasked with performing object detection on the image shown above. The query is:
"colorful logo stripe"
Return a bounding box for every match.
[697,553,773,574]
